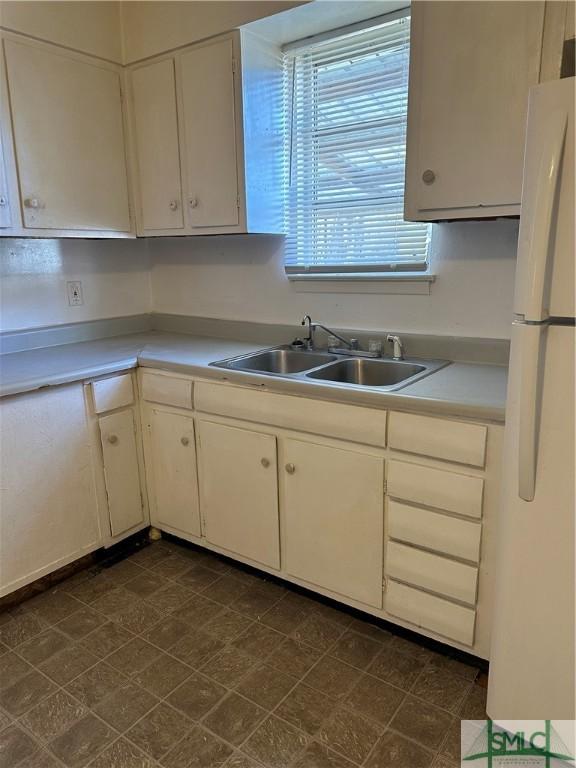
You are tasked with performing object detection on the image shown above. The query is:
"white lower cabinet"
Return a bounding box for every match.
[147,408,201,537]
[99,408,145,537]
[197,420,280,569]
[282,438,384,608]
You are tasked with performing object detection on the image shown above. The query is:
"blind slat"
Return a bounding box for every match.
[284,12,430,273]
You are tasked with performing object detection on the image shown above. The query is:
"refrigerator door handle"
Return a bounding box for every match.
[517,324,544,501]
[516,109,567,321]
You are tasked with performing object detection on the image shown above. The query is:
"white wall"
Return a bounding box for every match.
[0,238,150,332]
[149,219,519,339]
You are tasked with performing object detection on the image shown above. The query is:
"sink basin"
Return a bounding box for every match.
[306,358,426,387]
[220,349,337,375]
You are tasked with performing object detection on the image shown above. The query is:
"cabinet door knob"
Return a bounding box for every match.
[261,458,270,468]
[107,434,119,445]
[188,196,198,209]
[181,436,190,446]
[422,169,436,185]
[169,199,179,211]
[0,196,7,207]
[285,463,296,475]
[23,196,43,209]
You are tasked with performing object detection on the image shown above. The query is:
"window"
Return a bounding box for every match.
[284,11,431,277]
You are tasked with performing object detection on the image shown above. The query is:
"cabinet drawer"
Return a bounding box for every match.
[387,540,478,605]
[92,374,134,414]
[388,412,487,467]
[141,373,193,410]
[387,459,484,519]
[386,579,476,646]
[388,500,481,563]
[195,382,387,447]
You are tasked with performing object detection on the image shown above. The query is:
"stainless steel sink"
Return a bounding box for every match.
[305,358,427,387]
[217,348,337,375]
[210,345,449,391]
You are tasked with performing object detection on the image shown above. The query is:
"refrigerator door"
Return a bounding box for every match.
[514,77,575,321]
[488,324,575,719]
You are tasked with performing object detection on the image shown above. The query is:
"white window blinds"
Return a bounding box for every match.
[284,11,430,275]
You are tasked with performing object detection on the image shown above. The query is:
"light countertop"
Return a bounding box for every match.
[0,331,508,422]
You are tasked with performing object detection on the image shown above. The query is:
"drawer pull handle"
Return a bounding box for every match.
[422,169,436,185]
[181,436,190,446]
[169,199,180,211]
[261,458,271,468]
[285,463,296,475]
[107,434,119,445]
[188,196,198,209]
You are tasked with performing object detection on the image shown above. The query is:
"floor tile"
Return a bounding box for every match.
[293,741,356,768]
[0,613,48,648]
[368,646,426,690]
[231,624,284,659]
[124,571,168,599]
[236,663,299,711]
[201,646,257,687]
[146,583,195,614]
[17,627,71,665]
[0,670,57,717]
[365,730,435,768]
[432,756,459,768]
[0,652,32,691]
[65,662,124,708]
[106,638,162,678]
[390,696,452,750]
[458,683,487,719]
[0,710,11,732]
[201,576,250,607]
[411,666,471,714]
[291,614,345,651]
[203,693,266,746]
[318,706,381,764]
[101,560,143,585]
[309,603,352,629]
[24,591,83,624]
[203,610,252,643]
[178,564,221,591]
[91,588,136,618]
[93,681,157,732]
[260,597,310,635]
[126,703,192,761]
[276,683,336,736]
[0,723,39,768]
[48,713,116,768]
[267,638,323,678]
[162,726,233,768]
[20,690,86,743]
[143,616,191,650]
[390,635,434,664]
[232,589,282,621]
[56,608,105,641]
[39,643,99,685]
[67,575,116,606]
[429,654,480,682]
[348,618,393,644]
[114,603,163,635]
[166,672,226,720]
[345,675,405,727]
[177,595,223,627]
[304,656,360,700]
[439,719,461,763]
[330,631,382,670]
[225,752,260,768]
[171,629,225,668]
[88,737,156,768]
[80,622,132,659]
[150,554,192,581]
[17,746,60,767]
[134,655,192,698]
[243,715,309,768]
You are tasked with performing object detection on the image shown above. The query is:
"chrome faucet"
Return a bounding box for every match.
[387,334,405,361]
[300,316,382,358]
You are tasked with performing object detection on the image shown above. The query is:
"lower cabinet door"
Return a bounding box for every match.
[197,420,280,568]
[282,438,384,608]
[148,408,201,537]
[99,409,145,537]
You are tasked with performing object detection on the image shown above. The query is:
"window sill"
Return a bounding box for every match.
[287,272,436,295]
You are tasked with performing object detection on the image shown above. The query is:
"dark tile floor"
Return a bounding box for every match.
[0,538,487,768]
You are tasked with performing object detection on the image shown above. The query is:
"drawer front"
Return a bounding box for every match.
[388,500,481,562]
[387,540,478,605]
[141,373,193,410]
[387,459,484,519]
[195,382,387,447]
[386,579,476,646]
[388,411,487,467]
[92,374,134,414]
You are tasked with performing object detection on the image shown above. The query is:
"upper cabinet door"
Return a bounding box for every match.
[178,37,240,228]
[404,1,545,220]
[0,133,11,228]
[3,38,131,232]
[131,59,184,233]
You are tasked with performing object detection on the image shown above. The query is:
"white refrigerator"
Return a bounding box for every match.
[487,77,575,719]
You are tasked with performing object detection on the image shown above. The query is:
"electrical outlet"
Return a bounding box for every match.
[67,281,84,306]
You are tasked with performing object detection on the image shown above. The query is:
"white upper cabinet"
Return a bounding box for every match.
[2,35,132,235]
[404,1,547,221]
[128,30,284,236]
[130,58,184,232]
[0,132,11,228]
